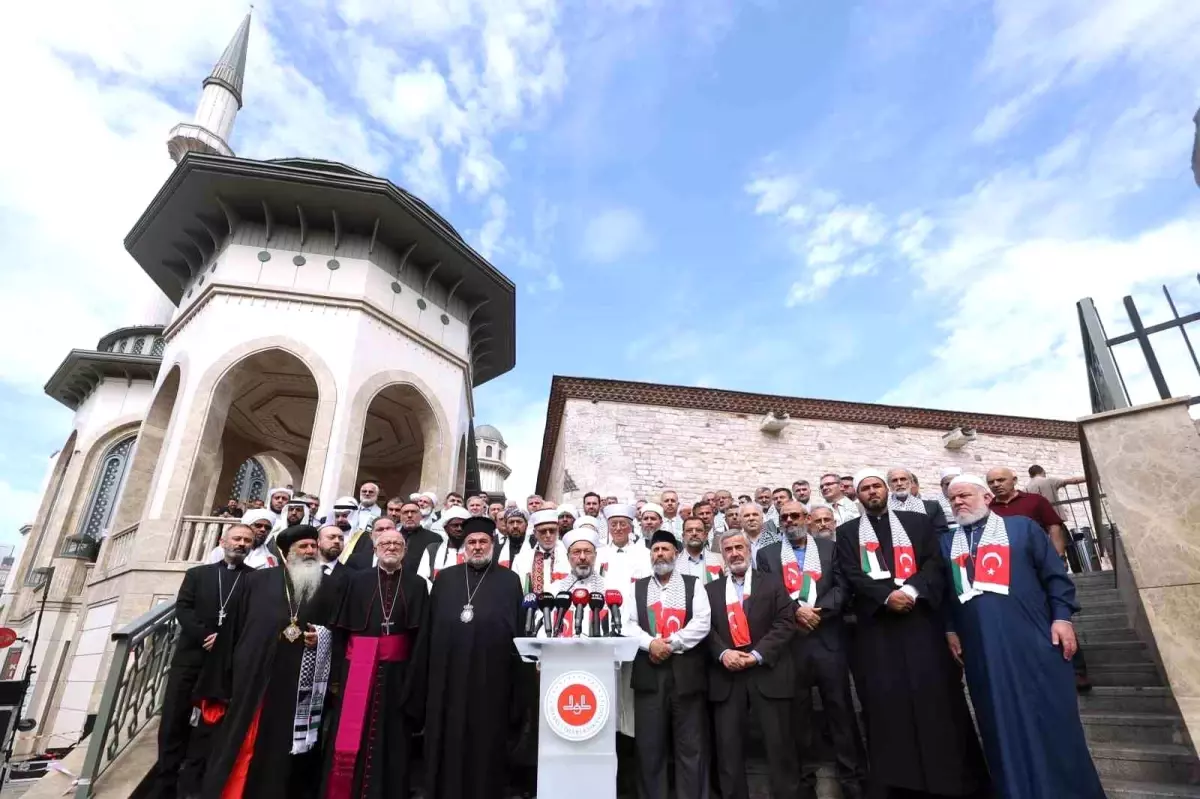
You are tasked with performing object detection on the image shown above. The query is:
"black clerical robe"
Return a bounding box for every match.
[321,565,427,799]
[402,525,442,574]
[835,511,989,797]
[198,567,342,799]
[408,563,525,799]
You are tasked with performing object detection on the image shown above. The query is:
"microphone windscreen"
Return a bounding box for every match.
[538,592,555,609]
[604,589,624,606]
[588,591,605,608]
[571,587,590,605]
[554,591,571,609]
[521,593,539,609]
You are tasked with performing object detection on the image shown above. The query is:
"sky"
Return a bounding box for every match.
[2,0,1200,533]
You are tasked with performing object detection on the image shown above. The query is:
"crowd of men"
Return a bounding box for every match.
[137,463,1104,799]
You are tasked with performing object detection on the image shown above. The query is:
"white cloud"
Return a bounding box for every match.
[581,207,650,264]
[472,389,549,502]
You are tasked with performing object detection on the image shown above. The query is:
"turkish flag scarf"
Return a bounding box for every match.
[724,570,753,648]
[952,512,1011,603]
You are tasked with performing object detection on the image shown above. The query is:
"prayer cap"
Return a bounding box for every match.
[441,506,472,523]
[949,474,989,491]
[853,469,888,493]
[640,503,665,519]
[530,509,559,527]
[277,524,319,555]
[940,466,964,480]
[268,486,293,500]
[563,528,599,550]
[421,491,438,504]
[504,508,528,521]
[241,509,274,527]
[649,529,679,550]
[332,496,358,510]
[557,504,579,519]
[574,516,599,531]
[603,504,637,521]
[463,516,497,536]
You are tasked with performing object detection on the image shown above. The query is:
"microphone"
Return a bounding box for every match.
[571,588,590,637]
[588,592,605,638]
[605,589,624,637]
[538,592,555,637]
[552,591,572,637]
[521,593,539,637]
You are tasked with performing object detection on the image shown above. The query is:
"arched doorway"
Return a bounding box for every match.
[355,384,441,500]
[182,349,321,517]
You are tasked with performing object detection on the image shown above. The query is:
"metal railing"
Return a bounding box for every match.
[74,600,177,798]
[1051,481,1117,577]
[169,516,236,562]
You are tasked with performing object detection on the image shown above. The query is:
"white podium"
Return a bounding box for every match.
[514,637,640,799]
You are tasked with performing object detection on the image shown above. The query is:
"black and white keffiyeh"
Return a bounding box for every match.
[291,625,332,754]
[889,493,927,514]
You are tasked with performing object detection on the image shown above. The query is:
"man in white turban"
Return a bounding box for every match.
[206,509,279,569]
[834,469,988,798]
[511,509,569,595]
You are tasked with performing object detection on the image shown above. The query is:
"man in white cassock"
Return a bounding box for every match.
[266,487,293,535]
[207,509,279,569]
[512,509,570,595]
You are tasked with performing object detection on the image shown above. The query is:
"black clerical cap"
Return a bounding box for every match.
[277,524,319,555]
[650,529,679,550]
[462,516,497,536]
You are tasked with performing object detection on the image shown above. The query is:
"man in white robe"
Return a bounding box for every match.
[512,509,569,595]
[206,509,279,568]
[266,487,293,535]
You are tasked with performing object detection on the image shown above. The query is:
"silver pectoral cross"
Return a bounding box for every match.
[218,609,226,627]
[381,620,393,634]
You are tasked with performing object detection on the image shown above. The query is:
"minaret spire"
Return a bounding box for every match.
[167,11,252,162]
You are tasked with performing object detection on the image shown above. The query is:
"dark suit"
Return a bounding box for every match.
[402,525,441,574]
[134,561,250,799]
[923,499,950,537]
[757,538,865,799]
[704,571,799,799]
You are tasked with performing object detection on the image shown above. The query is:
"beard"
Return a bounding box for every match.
[319,545,342,561]
[685,538,705,553]
[728,560,748,577]
[893,490,909,501]
[652,561,673,577]
[955,506,989,526]
[572,564,593,580]
[784,524,808,544]
[336,520,351,532]
[287,556,324,604]
[467,552,492,569]
[862,496,888,514]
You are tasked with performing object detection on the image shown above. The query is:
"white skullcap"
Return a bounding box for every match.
[332,496,358,510]
[268,487,293,499]
[557,504,579,518]
[421,491,438,504]
[574,515,599,530]
[940,466,964,480]
[640,503,664,519]
[603,503,637,521]
[563,528,599,550]
[853,469,888,493]
[949,474,989,491]
[530,509,560,527]
[409,493,422,501]
[441,506,472,522]
[240,509,274,527]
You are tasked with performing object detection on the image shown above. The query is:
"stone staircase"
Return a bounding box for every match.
[1074,571,1200,798]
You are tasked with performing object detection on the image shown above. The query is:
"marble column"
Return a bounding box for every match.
[1079,396,1200,743]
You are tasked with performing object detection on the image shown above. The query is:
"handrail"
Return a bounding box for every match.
[74,600,178,798]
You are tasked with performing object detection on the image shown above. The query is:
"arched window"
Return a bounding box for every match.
[150,337,165,357]
[76,435,136,542]
[232,458,267,504]
[485,445,493,458]
[132,337,146,355]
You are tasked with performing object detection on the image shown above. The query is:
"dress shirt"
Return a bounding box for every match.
[676,551,708,580]
[622,575,712,653]
[829,496,861,526]
[662,515,685,540]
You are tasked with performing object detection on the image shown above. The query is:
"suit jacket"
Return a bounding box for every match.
[923,499,950,537]
[173,561,251,670]
[704,571,797,701]
[755,537,846,651]
[402,526,442,574]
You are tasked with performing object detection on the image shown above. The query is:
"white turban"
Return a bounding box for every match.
[853,469,888,493]
[949,474,989,491]
[563,528,599,550]
[332,496,358,511]
[268,487,293,500]
[241,509,274,527]
[530,509,560,528]
[441,505,472,522]
[409,492,422,502]
[603,504,637,521]
[940,466,964,480]
[640,503,664,520]
[573,515,600,531]
[421,491,438,505]
[557,504,579,519]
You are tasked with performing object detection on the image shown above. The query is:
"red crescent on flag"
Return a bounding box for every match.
[898,553,915,570]
[981,552,1003,570]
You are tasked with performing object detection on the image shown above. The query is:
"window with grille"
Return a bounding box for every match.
[75,435,136,543]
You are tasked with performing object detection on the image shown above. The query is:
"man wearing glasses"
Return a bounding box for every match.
[819,474,860,526]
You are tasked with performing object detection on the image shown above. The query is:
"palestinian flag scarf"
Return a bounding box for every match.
[951,512,1011,603]
[647,571,688,637]
[780,540,822,606]
[857,511,916,586]
[724,570,753,648]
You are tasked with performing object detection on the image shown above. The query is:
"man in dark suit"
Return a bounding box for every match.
[133,524,254,799]
[888,468,950,536]
[757,502,866,799]
[705,530,799,799]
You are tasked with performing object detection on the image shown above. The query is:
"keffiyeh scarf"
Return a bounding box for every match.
[950,512,1011,603]
[780,539,822,606]
[647,571,687,637]
[889,494,927,515]
[857,511,916,586]
[292,625,333,754]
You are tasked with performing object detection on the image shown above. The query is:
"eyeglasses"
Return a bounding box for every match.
[819,482,837,488]
[377,542,404,550]
[781,512,805,521]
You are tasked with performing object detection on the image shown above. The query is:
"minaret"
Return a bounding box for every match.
[167,12,251,162]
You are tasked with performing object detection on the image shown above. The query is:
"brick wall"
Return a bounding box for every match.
[545,398,1085,505]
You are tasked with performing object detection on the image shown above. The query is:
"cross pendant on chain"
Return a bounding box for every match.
[218,609,226,627]
[381,620,393,634]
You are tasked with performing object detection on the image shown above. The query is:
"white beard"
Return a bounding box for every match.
[955,506,989,526]
[287,558,324,605]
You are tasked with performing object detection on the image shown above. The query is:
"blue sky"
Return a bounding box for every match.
[2,0,1200,526]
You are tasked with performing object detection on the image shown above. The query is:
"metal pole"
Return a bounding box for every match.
[1124,295,1172,400]
[0,567,54,793]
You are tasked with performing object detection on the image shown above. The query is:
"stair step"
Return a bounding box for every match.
[1103,779,1200,798]
[1075,612,1136,631]
[1082,712,1185,745]
[1078,598,1129,614]
[1079,687,1179,714]
[1083,642,1156,666]
[1080,628,1144,644]
[1088,664,1165,687]
[1072,572,1118,585]
[1091,743,1200,785]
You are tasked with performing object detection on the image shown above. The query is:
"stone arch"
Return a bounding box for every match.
[112,364,182,531]
[57,420,143,554]
[19,430,79,584]
[339,369,451,498]
[164,337,336,521]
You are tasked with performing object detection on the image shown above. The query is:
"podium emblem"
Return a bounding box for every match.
[544,670,610,741]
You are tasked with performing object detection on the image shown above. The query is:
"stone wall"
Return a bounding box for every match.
[546,398,1085,504]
